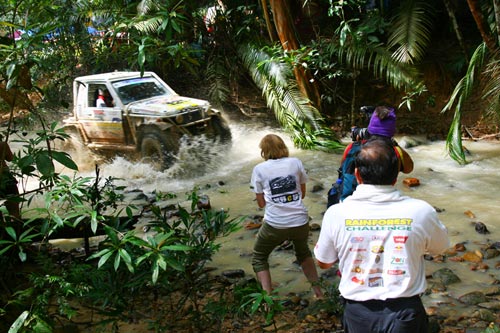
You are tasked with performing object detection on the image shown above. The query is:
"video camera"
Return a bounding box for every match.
[350,105,376,141]
[359,105,376,119]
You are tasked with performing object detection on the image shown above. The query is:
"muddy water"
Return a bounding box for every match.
[38,119,500,309]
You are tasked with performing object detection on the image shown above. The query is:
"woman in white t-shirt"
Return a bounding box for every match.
[250,134,322,298]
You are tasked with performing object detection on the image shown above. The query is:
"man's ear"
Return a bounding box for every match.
[354,168,363,184]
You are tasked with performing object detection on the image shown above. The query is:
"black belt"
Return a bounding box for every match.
[341,294,421,305]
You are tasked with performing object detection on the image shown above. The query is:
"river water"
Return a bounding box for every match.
[34,116,500,310]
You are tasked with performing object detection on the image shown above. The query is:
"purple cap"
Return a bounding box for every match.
[368,107,396,138]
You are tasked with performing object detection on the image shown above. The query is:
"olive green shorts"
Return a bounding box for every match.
[252,221,312,273]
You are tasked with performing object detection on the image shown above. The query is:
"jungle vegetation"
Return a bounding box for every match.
[1,1,500,332]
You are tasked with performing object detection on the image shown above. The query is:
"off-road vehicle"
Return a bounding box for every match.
[63,71,231,169]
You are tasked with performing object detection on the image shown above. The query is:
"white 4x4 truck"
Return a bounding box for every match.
[63,71,231,170]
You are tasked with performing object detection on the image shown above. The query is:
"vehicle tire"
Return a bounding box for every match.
[140,128,179,171]
[210,115,231,143]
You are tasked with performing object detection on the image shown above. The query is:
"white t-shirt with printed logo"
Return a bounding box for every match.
[314,184,449,301]
[251,157,308,229]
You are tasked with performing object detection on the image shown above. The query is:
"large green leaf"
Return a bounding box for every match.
[51,151,78,171]
[35,152,55,177]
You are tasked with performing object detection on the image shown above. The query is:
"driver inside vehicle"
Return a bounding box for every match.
[95,88,113,107]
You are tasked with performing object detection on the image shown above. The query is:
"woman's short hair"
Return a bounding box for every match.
[355,139,399,185]
[259,134,289,160]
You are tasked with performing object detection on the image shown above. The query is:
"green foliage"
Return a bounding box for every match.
[238,44,344,151]
[483,322,500,333]
[441,43,488,165]
[237,281,284,328]
[0,226,39,262]
[387,0,435,64]
[10,122,78,188]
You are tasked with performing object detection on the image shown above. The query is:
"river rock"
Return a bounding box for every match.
[221,269,245,278]
[432,267,461,285]
[463,251,482,263]
[310,223,321,231]
[311,184,324,192]
[471,308,497,322]
[477,301,500,310]
[397,136,425,148]
[474,221,490,234]
[464,210,476,218]
[458,291,487,305]
[402,177,420,187]
[482,286,500,296]
[482,248,500,259]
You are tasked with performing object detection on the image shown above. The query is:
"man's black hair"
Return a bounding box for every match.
[354,139,399,185]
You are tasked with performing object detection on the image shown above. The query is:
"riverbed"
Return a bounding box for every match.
[30,117,500,314]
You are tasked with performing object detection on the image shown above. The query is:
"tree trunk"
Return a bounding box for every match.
[494,0,500,46]
[466,0,497,51]
[260,0,277,42]
[268,0,322,111]
[442,0,469,65]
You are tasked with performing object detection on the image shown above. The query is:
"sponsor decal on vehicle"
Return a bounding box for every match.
[350,237,364,243]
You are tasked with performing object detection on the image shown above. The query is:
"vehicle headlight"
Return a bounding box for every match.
[175,114,184,124]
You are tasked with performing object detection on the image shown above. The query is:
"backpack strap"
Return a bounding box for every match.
[341,142,354,162]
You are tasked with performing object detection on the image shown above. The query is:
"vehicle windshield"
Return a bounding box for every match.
[112,76,175,105]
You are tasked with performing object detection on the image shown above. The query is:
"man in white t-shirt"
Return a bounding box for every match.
[314,139,449,333]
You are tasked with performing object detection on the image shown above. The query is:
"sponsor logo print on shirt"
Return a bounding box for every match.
[351,276,365,285]
[368,276,384,287]
[393,236,408,243]
[387,269,406,275]
[391,257,406,265]
[350,237,364,243]
[349,248,367,252]
[271,192,300,204]
[345,218,413,231]
[371,245,384,254]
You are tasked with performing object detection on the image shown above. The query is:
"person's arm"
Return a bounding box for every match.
[301,183,306,199]
[316,259,335,269]
[255,193,266,208]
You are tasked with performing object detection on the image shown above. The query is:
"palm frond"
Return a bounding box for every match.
[206,57,230,104]
[442,42,488,164]
[337,41,422,92]
[388,0,434,63]
[132,17,163,34]
[238,44,343,151]
[482,51,500,120]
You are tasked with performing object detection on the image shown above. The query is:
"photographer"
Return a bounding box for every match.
[328,106,413,207]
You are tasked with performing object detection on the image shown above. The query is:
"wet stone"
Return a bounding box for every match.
[483,248,500,259]
[463,251,482,263]
[477,301,500,310]
[221,269,245,278]
[458,291,487,305]
[432,267,461,285]
[309,223,321,231]
[474,222,490,234]
[311,184,324,192]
